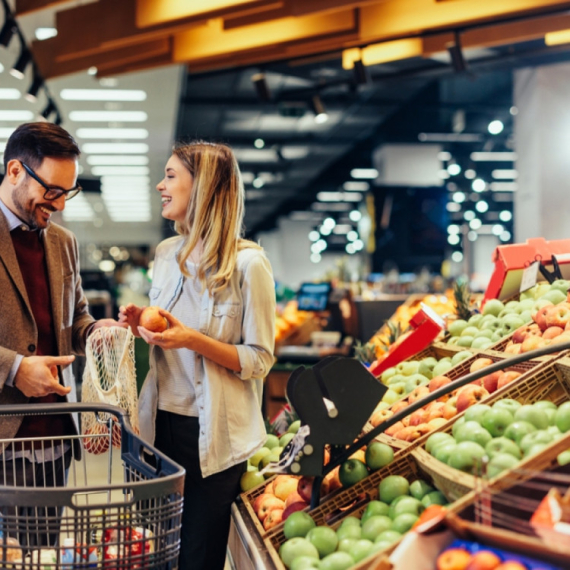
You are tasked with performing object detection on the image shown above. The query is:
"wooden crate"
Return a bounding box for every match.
[485,328,569,363]
[263,453,471,570]
[412,358,570,502]
[368,349,540,453]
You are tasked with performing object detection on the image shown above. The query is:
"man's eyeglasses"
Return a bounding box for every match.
[21,162,82,201]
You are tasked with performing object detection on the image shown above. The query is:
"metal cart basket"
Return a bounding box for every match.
[0,403,185,569]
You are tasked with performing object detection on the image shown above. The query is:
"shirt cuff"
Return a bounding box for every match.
[6,354,23,387]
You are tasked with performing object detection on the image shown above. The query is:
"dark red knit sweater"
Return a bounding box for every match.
[11,227,72,445]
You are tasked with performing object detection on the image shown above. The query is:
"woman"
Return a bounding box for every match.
[119,141,275,570]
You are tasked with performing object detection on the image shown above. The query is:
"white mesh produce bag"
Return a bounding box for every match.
[81,327,139,454]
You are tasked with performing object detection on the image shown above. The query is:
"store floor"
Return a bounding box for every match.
[68,449,234,569]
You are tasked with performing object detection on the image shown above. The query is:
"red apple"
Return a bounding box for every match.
[258,496,285,522]
[284,491,305,509]
[274,475,299,501]
[512,323,541,344]
[408,386,430,404]
[139,306,168,333]
[263,508,284,530]
[481,371,501,394]
[443,396,458,420]
[297,477,314,503]
[369,408,393,427]
[253,493,274,515]
[496,370,522,389]
[409,409,430,426]
[456,385,490,413]
[429,375,452,395]
[83,424,110,455]
[465,550,501,570]
[504,343,522,355]
[436,547,472,570]
[545,304,570,328]
[469,358,493,374]
[548,332,570,345]
[520,335,545,353]
[281,502,308,522]
[384,421,404,437]
[265,480,275,494]
[323,466,342,493]
[542,326,564,340]
[427,402,447,421]
[533,305,552,331]
[391,400,409,414]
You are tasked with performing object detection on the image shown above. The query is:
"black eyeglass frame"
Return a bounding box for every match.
[20,161,82,201]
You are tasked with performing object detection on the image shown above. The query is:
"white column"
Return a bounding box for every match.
[514,62,570,241]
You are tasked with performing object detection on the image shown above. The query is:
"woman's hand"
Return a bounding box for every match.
[138,309,195,349]
[118,303,144,337]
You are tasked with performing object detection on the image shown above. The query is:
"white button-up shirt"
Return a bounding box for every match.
[138,236,276,477]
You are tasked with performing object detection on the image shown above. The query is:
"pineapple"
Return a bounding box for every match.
[354,340,378,364]
[453,280,473,321]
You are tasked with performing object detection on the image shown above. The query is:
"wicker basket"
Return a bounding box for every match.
[412,358,570,502]
[263,452,470,570]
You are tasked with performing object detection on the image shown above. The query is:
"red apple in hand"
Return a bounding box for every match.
[140,306,168,332]
[456,385,490,413]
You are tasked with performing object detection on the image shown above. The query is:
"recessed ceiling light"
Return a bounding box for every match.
[492,169,517,180]
[83,143,149,154]
[75,128,149,139]
[488,120,504,135]
[69,111,147,122]
[343,181,369,192]
[91,166,149,176]
[0,110,34,121]
[350,168,378,179]
[61,89,147,101]
[87,155,149,166]
[470,152,516,161]
[490,182,518,191]
[0,89,20,100]
[35,27,57,41]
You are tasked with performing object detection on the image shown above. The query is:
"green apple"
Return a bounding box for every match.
[280,432,295,448]
[387,374,407,386]
[305,526,338,558]
[288,420,301,434]
[279,538,319,568]
[391,513,418,534]
[451,351,473,366]
[447,441,487,474]
[550,279,570,293]
[468,314,485,326]
[380,367,397,383]
[461,326,480,338]
[426,432,455,454]
[432,360,453,376]
[260,450,281,470]
[448,319,469,337]
[454,420,488,440]
[555,401,570,433]
[500,314,526,334]
[361,515,393,542]
[389,496,424,519]
[534,400,557,411]
[520,430,554,455]
[447,337,460,346]
[557,449,570,466]
[365,441,394,471]
[452,417,466,438]
[519,310,532,322]
[493,399,522,415]
[514,405,550,430]
[483,299,505,317]
[455,425,492,448]
[360,501,390,524]
[249,446,271,468]
[417,361,434,380]
[239,470,265,492]
[480,318,502,332]
[526,443,549,456]
[338,516,361,529]
[517,299,535,312]
[504,421,537,445]
[485,437,522,460]
[284,511,317,539]
[349,539,375,563]
[486,452,520,478]
[432,441,457,463]
[378,475,410,504]
[481,408,514,437]
[409,479,435,500]
[290,556,320,570]
[464,404,492,424]
[533,298,553,311]
[318,551,355,570]
[473,329,494,339]
[421,491,447,507]
[265,434,280,450]
[375,530,402,545]
[382,388,402,405]
[339,459,369,488]
[456,336,474,347]
[548,425,563,438]
[423,357,438,368]
[471,338,494,350]
[397,361,420,376]
[404,374,429,393]
[540,289,567,305]
[337,537,358,553]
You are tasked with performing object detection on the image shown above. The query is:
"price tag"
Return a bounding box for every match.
[520,261,540,293]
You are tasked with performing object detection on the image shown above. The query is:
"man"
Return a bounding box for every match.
[0,122,124,546]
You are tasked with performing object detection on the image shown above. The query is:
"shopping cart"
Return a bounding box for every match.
[0,402,185,569]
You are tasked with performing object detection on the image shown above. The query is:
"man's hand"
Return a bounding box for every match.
[91,318,128,332]
[118,304,144,337]
[14,355,75,398]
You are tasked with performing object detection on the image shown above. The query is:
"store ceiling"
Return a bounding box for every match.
[5,0,570,246]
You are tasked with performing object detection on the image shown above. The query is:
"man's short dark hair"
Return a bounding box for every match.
[3,122,80,171]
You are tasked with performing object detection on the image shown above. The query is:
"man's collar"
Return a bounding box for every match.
[0,197,32,231]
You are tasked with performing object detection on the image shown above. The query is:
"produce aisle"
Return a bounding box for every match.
[229,239,570,570]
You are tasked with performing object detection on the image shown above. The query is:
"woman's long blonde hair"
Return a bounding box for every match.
[173,141,260,295]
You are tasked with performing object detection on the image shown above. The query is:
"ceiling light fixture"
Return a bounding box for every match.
[254,138,265,149]
[488,120,504,135]
[82,142,149,154]
[251,73,271,103]
[0,17,15,48]
[0,110,34,121]
[310,95,328,124]
[350,168,378,179]
[25,70,43,102]
[35,27,57,41]
[69,111,148,122]
[60,89,147,101]
[76,128,149,139]
[446,31,467,73]
[10,45,32,79]
[0,88,20,100]
[40,99,56,120]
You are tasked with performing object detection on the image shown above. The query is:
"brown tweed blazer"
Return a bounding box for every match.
[0,209,95,440]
